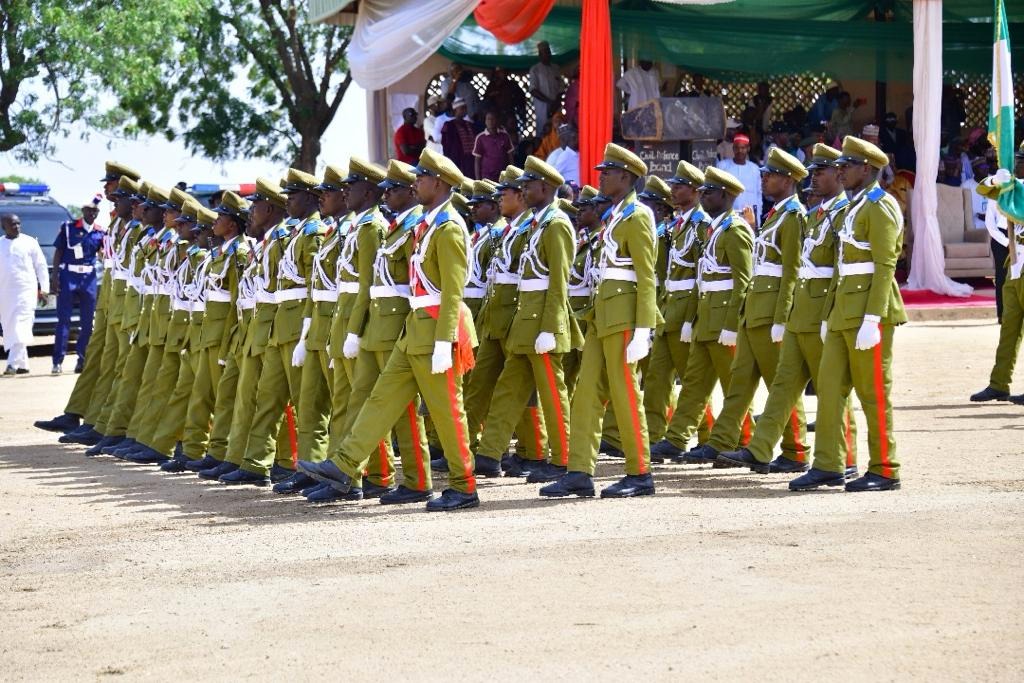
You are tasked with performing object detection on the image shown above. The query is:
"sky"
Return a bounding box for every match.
[0,83,369,224]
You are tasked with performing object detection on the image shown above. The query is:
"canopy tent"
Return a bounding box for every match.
[310,0,1020,296]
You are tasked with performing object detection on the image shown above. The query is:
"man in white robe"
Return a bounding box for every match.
[0,213,48,375]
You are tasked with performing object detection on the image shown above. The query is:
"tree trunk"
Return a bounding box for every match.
[292,125,321,172]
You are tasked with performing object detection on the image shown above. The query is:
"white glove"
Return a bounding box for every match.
[342,333,361,359]
[855,314,882,351]
[770,323,785,343]
[820,321,827,342]
[718,329,737,347]
[993,168,1012,185]
[680,322,693,343]
[291,338,307,367]
[626,328,651,363]
[534,331,556,354]
[432,340,453,374]
[217,358,226,367]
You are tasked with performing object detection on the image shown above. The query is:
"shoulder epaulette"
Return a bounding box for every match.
[783,197,804,214]
[831,197,851,211]
[621,202,636,220]
[691,209,708,224]
[435,211,452,225]
[866,187,886,203]
[720,214,734,231]
[159,230,175,244]
[303,219,325,235]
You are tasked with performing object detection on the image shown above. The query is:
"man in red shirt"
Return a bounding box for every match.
[393,107,425,164]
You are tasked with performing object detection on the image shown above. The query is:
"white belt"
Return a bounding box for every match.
[1010,257,1023,280]
[336,281,361,294]
[311,288,338,303]
[127,280,140,293]
[799,266,835,280]
[699,278,734,292]
[410,294,441,309]
[103,258,113,269]
[141,284,154,296]
[63,264,94,274]
[256,290,276,304]
[237,297,255,310]
[492,272,520,286]
[838,262,875,276]
[463,286,487,299]
[370,284,411,299]
[518,278,550,292]
[191,301,207,313]
[171,300,190,312]
[276,287,307,302]
[112,271,128,282]
[568,285,592,297]
[207,290,231,303]
[754,263,784,278]
[602,267,637,283]
[665,278,695,292]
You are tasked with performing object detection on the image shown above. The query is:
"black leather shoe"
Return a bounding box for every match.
[425,488,480,511]
[219,468,270,486]
[198,462,237,480]
[502,454,540,478]
[98,435,128,455]
[769,455,810,474]
[362,480,397,499]
[160,455,189,473]
[380,485,434,505]
[34,413,81,433]
[269,464,295,484]
[845,472,900,492]
[806,421,816,433]
[789,467,846,491]
[428,444,444,461]
[184,454,220,472]
[970,386,1010,402]
[430,457,449,473]
[599,439,625,458]
[112,445,146,461]
[272,471,317,494]
[61,426,101,445]
[525,461,566,483]
[474,454,502,478]
[124,447,170,465]
[1009,393,1024,405]
[845,465,858,479]
[675,444,718,465]
[74,358,84,373]
[85,435,122,457]
[651,439,684,462]
[717,448,770,474]
[601,473,656,498]
[108,438,138,456]
[297,459,353,493]
[307,484,363,503]
[173,442,184,460]
[539,471,595,498]
[301,481,325,497]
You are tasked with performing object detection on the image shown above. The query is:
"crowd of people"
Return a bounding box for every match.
[24,125,942,513]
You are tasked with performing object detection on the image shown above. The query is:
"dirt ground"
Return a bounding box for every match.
[0,319,1022,681]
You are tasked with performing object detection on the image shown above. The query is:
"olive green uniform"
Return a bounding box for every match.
[329,200,478,493]
[666,209,754,446]
[746,193,857,466]
[705,195,808,458]
[345,205,432,490]
[812,182,906,478]
[568,192,658,476]
[986,221,1024,393]
[239,214,325,475]
[564,227,600,397]
[477,201,579,466]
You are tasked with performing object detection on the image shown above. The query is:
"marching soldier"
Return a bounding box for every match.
[719,144,858,475]
[651,167,754,462]
[463,179,504,319]
[540,143,658,499]
[680,147,809,466]
[789,136,906,492]
[299,148,481,511]
[563,185,603,398]
[36,162,141,435]
[473,155,579,482]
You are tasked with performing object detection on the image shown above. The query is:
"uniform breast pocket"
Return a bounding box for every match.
[706,292,730,329]
[807,281,829,299]
[599,282,638,328]
[840,288,870,320]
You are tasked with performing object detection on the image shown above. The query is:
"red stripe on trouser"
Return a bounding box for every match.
[622,331,647,475]
[844,410,854,467]
[285,404,298,468]
[541,353,569,465]
[704,404,715,430]
[378,441,390,482]
[529,406,544,460]
[406,402,426,490]
[789,409,806,462]
[740,413,752,446]
[445,368,476,493]
[871,326,892,478]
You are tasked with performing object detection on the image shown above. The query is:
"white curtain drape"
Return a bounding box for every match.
[348,0,479,91]
[907,0,973,296]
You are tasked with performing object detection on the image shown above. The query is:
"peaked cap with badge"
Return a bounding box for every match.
[762,147,809,181]
[595,142,648,178]
[215,190,251,218]
[413,148,465,188]
[379,159,417,189]
[521,155,565,188]
[837,135,889,169]
[699,166,745,197]
[667,160,705,187]
[101,161,141,182]
[281,168,321,194]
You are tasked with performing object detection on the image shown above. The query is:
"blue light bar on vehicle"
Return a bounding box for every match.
[189,183,256,195]
[0,183,50,195]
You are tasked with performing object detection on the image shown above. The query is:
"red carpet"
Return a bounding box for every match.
[900,289,995,308]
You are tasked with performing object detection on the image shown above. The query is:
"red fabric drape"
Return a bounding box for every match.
[474,0,557,45]
[579,0,612,188]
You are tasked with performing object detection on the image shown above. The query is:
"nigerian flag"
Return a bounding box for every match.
[989,0,1024,222]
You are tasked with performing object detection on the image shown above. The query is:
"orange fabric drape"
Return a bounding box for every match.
[474,0,557,45]
[579,0,612,187]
